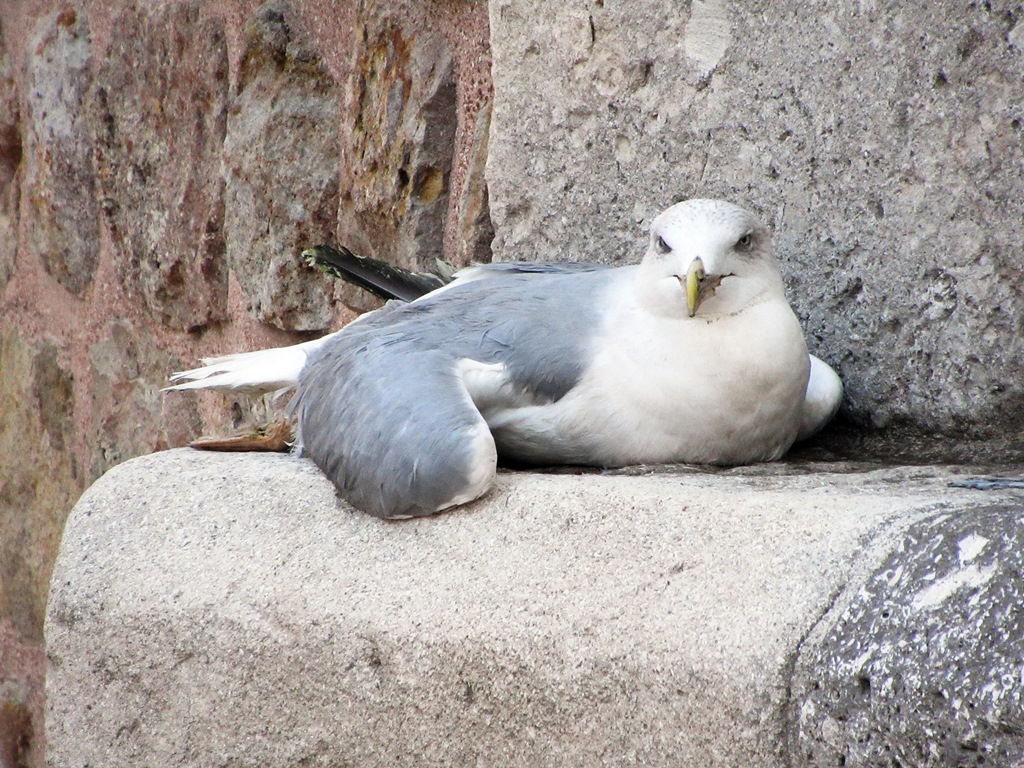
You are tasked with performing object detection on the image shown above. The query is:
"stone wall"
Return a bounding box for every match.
[0,0,1022,764]
[0,1,491,763]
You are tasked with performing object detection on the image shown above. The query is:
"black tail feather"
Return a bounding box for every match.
[303,244,449,302]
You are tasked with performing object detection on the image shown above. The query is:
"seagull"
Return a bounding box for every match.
[168,199,843,519]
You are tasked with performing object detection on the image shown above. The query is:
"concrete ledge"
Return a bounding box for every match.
[45,449,1023,766]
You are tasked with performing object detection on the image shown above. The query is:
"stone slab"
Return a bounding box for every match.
[792,502,1024,767]
[45,449,1023,766]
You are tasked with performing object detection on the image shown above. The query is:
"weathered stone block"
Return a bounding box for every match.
[45,451,1024,766]
[451,102,494,267]
[23,8,99,295]
[486,0,1024,440]
[336,2,458,311]
[0,180,15,293]
[0,328,79,643]
[223,1,341,332]
[0,620,42,768]
[0,693,32,768]
[793,504,1024,766]
[86,321,201,480]
[0,21,18,292]
[92,1,229,330]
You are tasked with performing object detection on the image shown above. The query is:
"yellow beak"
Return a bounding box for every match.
[685,257,706,317]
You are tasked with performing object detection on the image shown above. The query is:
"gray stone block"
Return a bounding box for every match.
[792,503,1024,767]
[45,449,1024,766]
[92,1,229,330]
[224,1,341,332]
[23,9,99,296]
[335,3,459,314]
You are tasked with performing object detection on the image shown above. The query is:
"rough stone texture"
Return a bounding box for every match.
[486,0,1024,440]
[0,329,80,643]
[224,1,340,332]
[0,2,494,765]
[0,0,1019,765]
[336,1,459,312]
[0,695,32,768]
[45,449,1024,767]
[451,100,494,267]
[431,0,494,268]
[86,320,203,480]
[0,329,63,768]
[792,504,1024,767]
[92,1,230,330]
[22,8,100,295]
[0,621,44,768]
[0,22,18,293]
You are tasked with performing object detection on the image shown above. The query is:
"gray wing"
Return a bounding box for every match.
[295,344,495,519]
[293,269,618,517]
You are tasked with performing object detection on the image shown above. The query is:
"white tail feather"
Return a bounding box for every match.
[165,335,335,395]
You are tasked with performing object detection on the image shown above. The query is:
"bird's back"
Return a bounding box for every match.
[292,268,625,515]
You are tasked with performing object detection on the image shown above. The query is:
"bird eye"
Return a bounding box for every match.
[736,233,753,250]
[654,235,671,254]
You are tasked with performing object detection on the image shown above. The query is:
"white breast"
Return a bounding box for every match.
[487,278,811,467]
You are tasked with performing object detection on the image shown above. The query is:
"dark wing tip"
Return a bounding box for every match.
[302,243,448,302]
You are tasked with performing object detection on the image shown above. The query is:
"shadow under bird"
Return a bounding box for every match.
[167,199,843,519]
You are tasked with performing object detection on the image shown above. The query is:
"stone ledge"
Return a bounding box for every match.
[45,449,1023,766]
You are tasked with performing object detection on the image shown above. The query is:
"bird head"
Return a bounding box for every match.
[637,199,785,320]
